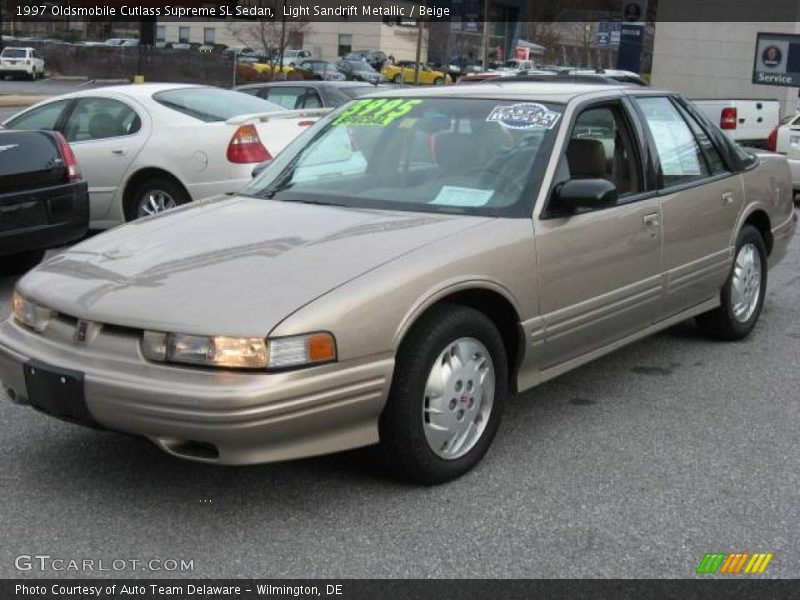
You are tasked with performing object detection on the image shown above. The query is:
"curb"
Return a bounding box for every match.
[0,95,48,108]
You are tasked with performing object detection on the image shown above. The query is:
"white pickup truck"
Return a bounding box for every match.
[0,46,45,80]
[771,112,800,197]
[692,98,780,149]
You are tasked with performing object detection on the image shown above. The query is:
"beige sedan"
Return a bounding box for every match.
[1,82,796,484]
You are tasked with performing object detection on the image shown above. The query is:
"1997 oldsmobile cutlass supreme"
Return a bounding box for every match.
[1,83,796,483]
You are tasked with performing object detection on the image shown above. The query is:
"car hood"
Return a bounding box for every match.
[18,197,490,336]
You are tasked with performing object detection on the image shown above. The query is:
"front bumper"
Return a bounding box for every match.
[0,317,393,464]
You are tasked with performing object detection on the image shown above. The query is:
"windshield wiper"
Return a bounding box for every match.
[284,198,344,207]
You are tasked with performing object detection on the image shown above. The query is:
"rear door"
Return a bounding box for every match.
[60,96,149,222]
[534,98,664,369]
[632,95,743,317]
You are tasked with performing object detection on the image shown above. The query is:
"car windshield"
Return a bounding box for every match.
[153,88,284,122]
[245,97,563,217]
[2,49,27,58]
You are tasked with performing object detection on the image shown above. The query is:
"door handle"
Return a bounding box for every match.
[643,213,660,228]
[111,149,127,156]
[722,192,734,205]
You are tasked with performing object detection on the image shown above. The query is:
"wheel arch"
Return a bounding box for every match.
[393,282,524,392]
[739,208,773,256]
[122,167,191,221]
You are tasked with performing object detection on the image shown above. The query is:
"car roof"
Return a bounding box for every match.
[239,81,376,89]
[64,83,206,99]
[370,80,635,103]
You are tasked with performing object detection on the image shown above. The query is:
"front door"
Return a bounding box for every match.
[535,100,663,369]
[61,96,148,222]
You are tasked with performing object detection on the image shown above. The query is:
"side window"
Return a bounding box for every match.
[673,101,728,176]
[6,100,70,131]
[563,103,642,197]
[635,97,711,187]
[63,98,141,142]
[300,89,323,109]
[322,89,348,108]
[264,87,305,110]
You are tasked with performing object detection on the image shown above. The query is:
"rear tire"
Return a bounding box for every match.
[696,225,767,340]
[433,77,444,85]
[0,249,46,275]
[29,69,36,81]
[379,304,507,484]
[393,73,404,84]
[128,176,189,221]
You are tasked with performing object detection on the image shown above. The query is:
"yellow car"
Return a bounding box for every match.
[252,62,294,76]
[381,62,452,85]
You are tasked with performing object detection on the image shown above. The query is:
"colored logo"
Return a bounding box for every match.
[762,45,782,68]
[696,552,773,574]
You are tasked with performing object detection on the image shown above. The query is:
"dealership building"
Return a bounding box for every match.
[652,21,800,117]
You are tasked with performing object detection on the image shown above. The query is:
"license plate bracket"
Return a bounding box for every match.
[23,360,99,428]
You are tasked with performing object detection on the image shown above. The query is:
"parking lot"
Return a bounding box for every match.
[0,219,797,579]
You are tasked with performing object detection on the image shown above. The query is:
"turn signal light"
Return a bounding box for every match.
[720,107,738,130]
[53,132,82,182]
[227,124,271,164]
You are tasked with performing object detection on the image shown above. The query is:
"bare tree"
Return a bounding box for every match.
[227,0,311,75]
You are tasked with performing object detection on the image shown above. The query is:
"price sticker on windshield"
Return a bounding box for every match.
[486,103,562,130]
[333,99,424,127]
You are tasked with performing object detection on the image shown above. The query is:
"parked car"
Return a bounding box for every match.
[296,60,346,81]
[382,61,452,85]
[457,70,557,84]
[560,68,648,86]
[0,130,88,273]
[277,49,312,67]
[0,47,45,80]
[104,38,138,47]
[336,59,384,84]
[2,84,329,228]
[1,82,794,484]
[342,50,387,71]
[237,81,386,109]
[769,112,800,196]
[692,98,780,149]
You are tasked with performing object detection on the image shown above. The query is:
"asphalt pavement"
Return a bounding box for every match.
[0,77,110,98]
[0,214,798,579]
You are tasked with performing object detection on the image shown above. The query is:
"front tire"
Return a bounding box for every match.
[128,177,189,221]
[379,304,507,484]
[696,225,767,340]
[393,73,404,84]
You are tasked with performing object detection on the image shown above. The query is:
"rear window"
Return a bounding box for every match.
[153,88,284,122]
[1,49,27,59]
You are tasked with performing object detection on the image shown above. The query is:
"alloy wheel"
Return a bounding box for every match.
[422,337,495,460]
[731,242,762,323]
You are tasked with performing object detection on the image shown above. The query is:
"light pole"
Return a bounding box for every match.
[481,0,491,69]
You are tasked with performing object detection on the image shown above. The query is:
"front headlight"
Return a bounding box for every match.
[141,331,336,371]
[11,292,54,332]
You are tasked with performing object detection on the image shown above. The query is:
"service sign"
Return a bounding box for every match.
[752,32,800,87]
